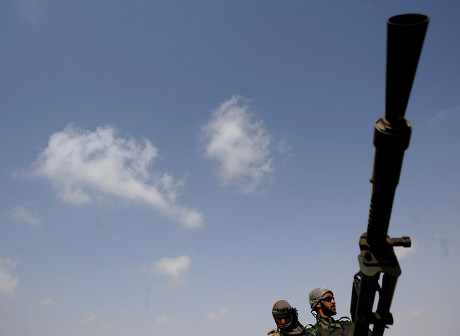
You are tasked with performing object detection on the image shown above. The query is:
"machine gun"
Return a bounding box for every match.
[348,14,429,336]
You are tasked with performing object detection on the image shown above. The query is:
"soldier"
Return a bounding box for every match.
[305,287,352,336]
[268,300,307,336]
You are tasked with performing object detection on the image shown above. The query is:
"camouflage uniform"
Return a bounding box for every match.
[305,317,351,336]
[267,327,308,336]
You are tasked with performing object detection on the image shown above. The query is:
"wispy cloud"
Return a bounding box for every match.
[206,306,231,321]
[151,255,191,288]
[435,234,450,258]
[28,324,46,332]
[40,298,53,307]
[78,314,111,330]
[394,309,423,321]
[153,315,173,327]
[10,0,42,24]
[201,96,274,193]
[0,258,19,299]
[26,124,203,229]
[429,105,458,125]
[10,205,42,230]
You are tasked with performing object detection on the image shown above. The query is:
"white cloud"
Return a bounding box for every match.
[153,315,173,327]
[40,298,53,307]
[28,124,203,229]
[152,255,191,288]
[0,258,19,298]
[206,306,231,321]
[79,314,111,329]
[201,96,274,193]
[10,205,42,230]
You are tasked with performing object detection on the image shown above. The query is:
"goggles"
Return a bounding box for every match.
[319,296,335,302]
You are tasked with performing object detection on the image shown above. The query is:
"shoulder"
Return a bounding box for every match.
[267,328,280,336]
[304,324,319,336]
[337,316,352,327]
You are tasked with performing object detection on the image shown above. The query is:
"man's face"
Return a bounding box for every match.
[274,314,291,327]
[316,292,337,318]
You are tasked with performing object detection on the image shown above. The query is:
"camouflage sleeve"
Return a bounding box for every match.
[304,325,318,336]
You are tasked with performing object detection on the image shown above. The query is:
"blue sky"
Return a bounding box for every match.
[1,0,459,335]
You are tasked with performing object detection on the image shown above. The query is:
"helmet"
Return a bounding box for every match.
[309,287,333,311]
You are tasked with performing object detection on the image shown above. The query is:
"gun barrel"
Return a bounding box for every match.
[366,14,429,247]
[385,14,429,123]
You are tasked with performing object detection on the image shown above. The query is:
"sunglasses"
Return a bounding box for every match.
[320,296,335,302]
